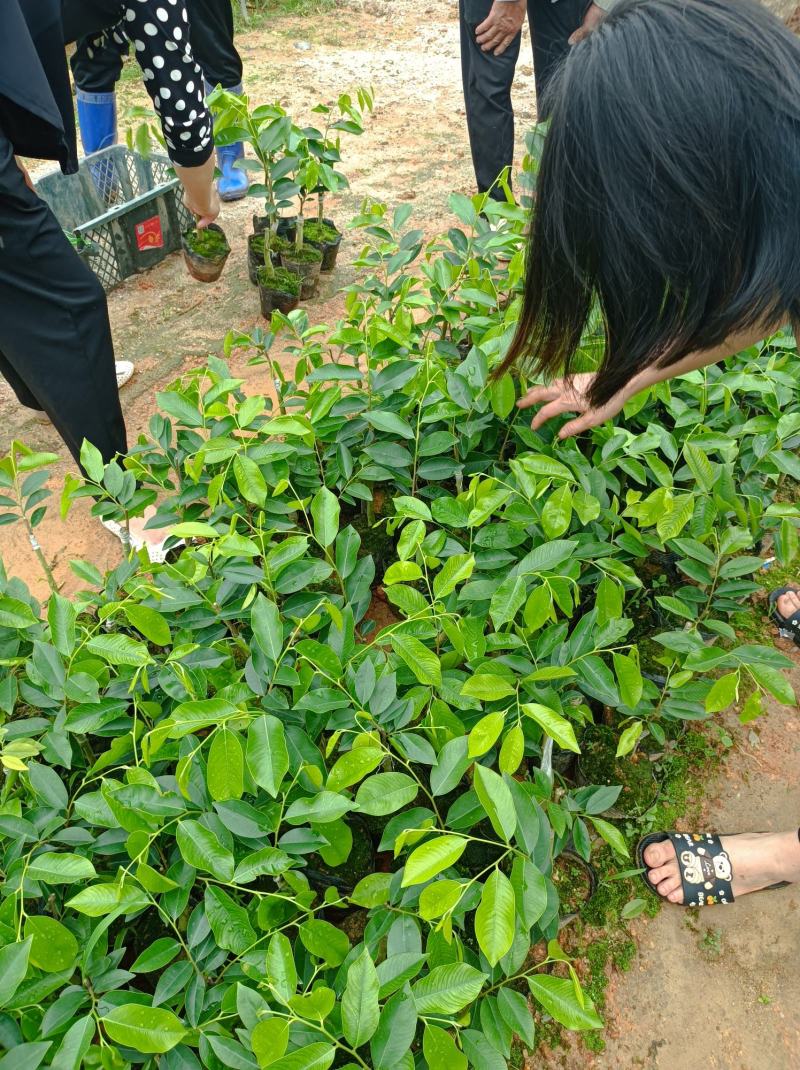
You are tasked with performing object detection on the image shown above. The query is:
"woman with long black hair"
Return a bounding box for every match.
[499,0,800,907]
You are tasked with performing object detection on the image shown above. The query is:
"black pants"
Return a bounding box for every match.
[460,0,588,197]
[0,126,126,464]
[71,0,242,93]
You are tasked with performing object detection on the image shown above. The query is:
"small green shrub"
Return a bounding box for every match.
[0,180,797,1069]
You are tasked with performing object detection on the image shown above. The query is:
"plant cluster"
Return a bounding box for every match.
[0,179,797,1070]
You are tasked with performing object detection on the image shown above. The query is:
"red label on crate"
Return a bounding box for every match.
[135,215,164,251]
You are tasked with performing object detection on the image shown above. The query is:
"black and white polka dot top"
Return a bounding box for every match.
[84,0,213,167]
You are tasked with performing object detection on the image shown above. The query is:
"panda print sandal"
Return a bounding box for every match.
[768,586,800,645]
[636,831,790,907]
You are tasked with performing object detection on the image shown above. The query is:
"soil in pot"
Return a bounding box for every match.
[247,233,293,285]
[577,724,659,816]
[256,265,300,316]
[305,218,342,273]
[181,223,230,283]
[281,243,323,300]
[552,850,598,916]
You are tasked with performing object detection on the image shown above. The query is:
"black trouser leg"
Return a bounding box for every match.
[187,0,243,89]
[460,0,521,200]
[0,128,126,466]
[70,31,127,93]
[528,0,590,114]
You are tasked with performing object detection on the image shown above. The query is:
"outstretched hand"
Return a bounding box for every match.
[517,372,629,438]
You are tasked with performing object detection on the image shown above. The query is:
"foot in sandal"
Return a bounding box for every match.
[770,586,800,643]
[638,830,800,906]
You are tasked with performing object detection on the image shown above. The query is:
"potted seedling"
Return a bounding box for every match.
[181,223,231,283]
[303,88,373,272]
[278,147,323,299]
[208,89,301,314]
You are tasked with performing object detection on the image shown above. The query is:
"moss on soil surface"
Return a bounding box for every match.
[250,233,292,258]
[579,724,658,815]
[256,265,301,296]
[305,220,339,244]
[283,243,323,264]
[184,227,229,258]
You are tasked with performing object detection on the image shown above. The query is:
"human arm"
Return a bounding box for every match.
[116,2,218,222]
[475,0,527,57]
[568,3,606,46]
[518,321,782,438]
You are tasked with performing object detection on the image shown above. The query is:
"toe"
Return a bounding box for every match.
[666,885,685,904]
[648,862,678,886]
[776,590,800,618]
[656,872,682,898]
[643,840,675,868]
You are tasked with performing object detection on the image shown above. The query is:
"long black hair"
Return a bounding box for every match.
[499,0,800,406]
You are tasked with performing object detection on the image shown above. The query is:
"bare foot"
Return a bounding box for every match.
[644,831,800,904]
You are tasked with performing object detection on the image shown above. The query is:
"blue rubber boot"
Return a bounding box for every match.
[76,89,118,202]
[208,81,249,201]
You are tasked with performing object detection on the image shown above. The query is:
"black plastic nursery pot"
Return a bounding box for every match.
[256,266,300,316]
[281,246,322,300]
[252,214,297,242]
[553,850,599,926]
[305,216,342,273]
[181,222,230,283]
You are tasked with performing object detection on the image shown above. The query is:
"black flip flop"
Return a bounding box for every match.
[768,586,800,645]
[637,831,791,907]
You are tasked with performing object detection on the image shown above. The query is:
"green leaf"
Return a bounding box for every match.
[422,1025,467,1070]
[355,772,418,816]
[0,939,32,1008]
[461,674,516,702]
[419,879,464,921]
[615,721,643,758]
[266,1044,335,1070]
[65,882,149,917]
[750,664,796,706]
[311,486,340,548]
[130,938,181,974]
[489,576,527,629]
[704,672,739,714]
[364,411,415,439]
[49,1015,94,1070]
[298,919,350,966]
[522,703,580,753]
[351,872,393,908]
[102,1004,186,1054]
[589,817,629,858]
[85,634,152,667]
[473,765,516,841]
[251,1019,289,1069]
[175,819,234,881]
[468,712,506,757]
[27,852,96,885]
[621,897,648,920]
[48,594,75,657]
[370,988,417,1069]
[234,454,268,506]
[207,727,244,802]
[613,653,643,708]
[251,594,283,661]
[412,963,486,1015]
[266,933,297,1002]
[24,916,78,973]
[124,605,171,647]
[474,869,515,967]
[0,596,37,630]
[497,987,535,1047]
[433,553,475,600]
[246,714,290,797]
[390,634,442,686]
[541,485,573,539]
[327,747,384,792]
[205,885,257,954]
[499,725,524,775]
[285,791,352,825]
[491,373,516,420]
[342,948,380,1048]
[402,834,467,887]
[527,975,602,1030]
[234,846,295,884]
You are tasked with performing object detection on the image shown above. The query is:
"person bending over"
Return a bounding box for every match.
[498,0,800,907]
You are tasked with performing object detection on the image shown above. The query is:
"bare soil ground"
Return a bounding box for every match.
[1,2,798,1067]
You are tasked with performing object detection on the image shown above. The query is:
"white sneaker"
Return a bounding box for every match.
[31,361,135,424]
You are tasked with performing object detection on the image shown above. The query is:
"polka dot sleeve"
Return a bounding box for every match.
[121,0,213,167]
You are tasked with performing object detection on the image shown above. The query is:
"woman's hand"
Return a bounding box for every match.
[517,372,630,438]
[175,157,220,228]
